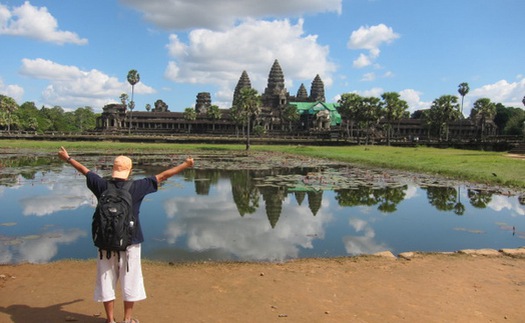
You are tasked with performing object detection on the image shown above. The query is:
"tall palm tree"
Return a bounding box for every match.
[380,92,409,145]
[127,69,140,134]
[0,95,19,133]
[429,95,461,141]
[457,82,469,117]
[338,93,362,140]
[471,98,496,141]
[237,87,261,150]
[183,107,197,133]
[206,105,222,131]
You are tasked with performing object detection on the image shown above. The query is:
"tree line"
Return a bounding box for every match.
[1,82,524,139]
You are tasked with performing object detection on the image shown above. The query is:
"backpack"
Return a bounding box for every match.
[92,180,134,260]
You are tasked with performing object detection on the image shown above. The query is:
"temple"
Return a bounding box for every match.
[95,60,487,140]
[96,59,341,135]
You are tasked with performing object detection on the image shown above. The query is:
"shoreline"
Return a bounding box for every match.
[2,250,525,322]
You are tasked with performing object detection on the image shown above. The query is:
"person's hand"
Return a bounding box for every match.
[58,146,70,162]
[185,157,195,168]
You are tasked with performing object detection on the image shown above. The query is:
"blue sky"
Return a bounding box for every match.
[1,0,524,117]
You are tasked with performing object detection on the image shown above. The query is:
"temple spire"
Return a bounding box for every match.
[262,59,288,108]
[310,74,325,102]
[232,70,252,107]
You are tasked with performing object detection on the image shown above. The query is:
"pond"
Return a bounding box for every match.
[1,151,524,264]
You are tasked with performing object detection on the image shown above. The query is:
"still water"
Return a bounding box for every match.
[1,152,524,264]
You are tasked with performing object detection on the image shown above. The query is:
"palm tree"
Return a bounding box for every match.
[429,95,461,141]
[338,93,362,140]
[457,82,469,117]
[0,95,19,133]
[127,69,140,134]
[183,107,197,133]
[457,82,470,140]
[380,92,409,145]
[119,93,129,106]
[145,104,151,112]
[282,104,299,132]
[206,105,222,131]
[470,98,496,141]
[236,87,261,150]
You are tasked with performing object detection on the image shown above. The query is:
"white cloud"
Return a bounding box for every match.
[165,19,335,104]
[361,72,375,82]
[468,78,525,109]
[0,1,87,45]
[348,24,399,69]
[122,0,342,30]
[358,87,384,98]
[19,58,155,109]
[0,78,24,102]
[399,89,432,113]
[353,53,372,68]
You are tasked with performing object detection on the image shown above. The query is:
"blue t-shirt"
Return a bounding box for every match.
[86,171,158,244]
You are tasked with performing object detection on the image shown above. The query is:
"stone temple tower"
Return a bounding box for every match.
[232,70,252,108]
[310,74,325,102]
[296,83,309,101]
[261,59,289,110]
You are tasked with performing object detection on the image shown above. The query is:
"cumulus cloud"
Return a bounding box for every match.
[0,1,87,45]
[121,0,342,30]
[19,58,155,109]
[164,19,335,104]
[0,78,24,102]
[468,78,525,109]
[348,24,399,69]
[399,89,432,113]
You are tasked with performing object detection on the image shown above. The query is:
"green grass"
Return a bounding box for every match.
[2,140,524,188]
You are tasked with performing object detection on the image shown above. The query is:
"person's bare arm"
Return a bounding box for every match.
[155,157,194,183]
[58,146,90,176]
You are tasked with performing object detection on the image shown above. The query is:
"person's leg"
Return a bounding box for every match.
[94,253,119,323]
[103,300,116,323]
[120,244,146,322]
[123,301,135,322]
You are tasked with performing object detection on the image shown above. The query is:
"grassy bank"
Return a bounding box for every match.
[1,139,524,188]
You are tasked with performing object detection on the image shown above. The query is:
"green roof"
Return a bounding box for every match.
[289,101,342,125]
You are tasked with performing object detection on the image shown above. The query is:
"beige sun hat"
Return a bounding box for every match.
[112,155,132,179]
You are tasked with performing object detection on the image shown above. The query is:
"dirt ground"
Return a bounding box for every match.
[1,253,525,323]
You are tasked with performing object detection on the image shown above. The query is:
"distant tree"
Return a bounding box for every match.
[492,103,525,135]
[282,104,299,132]
[74,106,96,131]
[470,98,496,140]
[357,96,381,145]
[503,110,525,135]
[119,93,129,106]
[145,103,151,112]
[206,104,222,131]
[380,92,409,145]
[183,107,197,133]
[15,101,40,132]
[457,82,469,117]
[236,87,261,150]
[229,105,246,137]
[27,117,39,131]
[338,93,363,139]
[0,95,19,133]
[127,69,140,134]
[429,95,461,141]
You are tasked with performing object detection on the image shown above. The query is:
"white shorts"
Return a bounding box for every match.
[94,244,146,302]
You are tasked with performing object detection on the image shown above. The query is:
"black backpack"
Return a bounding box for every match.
[92,180,134,260]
